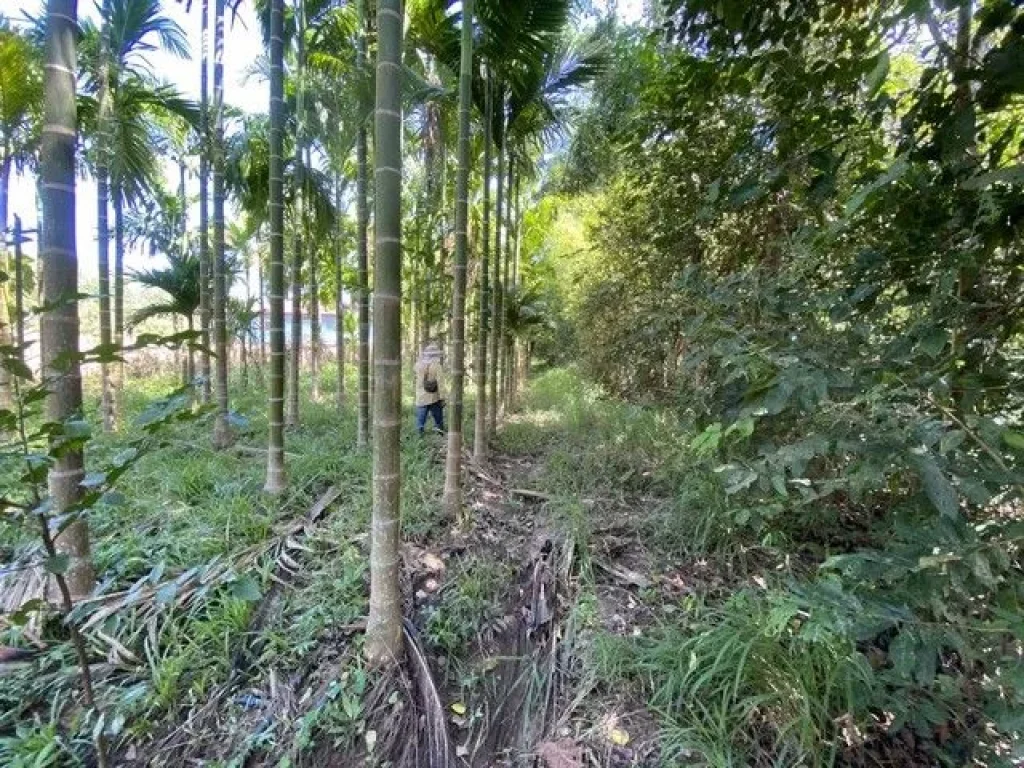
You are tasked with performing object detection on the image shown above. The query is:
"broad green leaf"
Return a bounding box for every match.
[866,50,890,95]
[81,471,107,489]
[845,156,908,216]
[961,164,1024,190]
[1,356,33,380]
[918,327,948,358]
[9,598,44,626]
[939,430,966,455]
[970,552,996,586]
[725,468,758,496]
[44,553,70,575]
[914,455,960,519]
[63,419,92,439]
[725,417,755,439]
[1001,430,1024,452]
[888,630,916,678]
[690,423,722,456]
[230,574,262,602]
[770,473,788,497]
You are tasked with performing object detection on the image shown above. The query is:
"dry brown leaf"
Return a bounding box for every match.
[536,739,583,768]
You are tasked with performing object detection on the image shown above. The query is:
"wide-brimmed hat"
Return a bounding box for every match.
[421,342,442,360]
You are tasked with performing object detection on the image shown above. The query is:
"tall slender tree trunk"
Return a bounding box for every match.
[258,258,266,369]
[309,150,320,403]
[366,0,404,666]
[264,0,287,493]
[335,173,345,409]
[41,0,93,599]
[211,0,232,448]
[501,160,514,411]
[0,162,12,412]
[96,0,113,431]
[0,148,11,412]
[13,216,26,354]
[472,73,492,461]
[510,170,522,403]
[287,0,306,428]
[0,152,9,233]
[443,0,474,520]
[488,130,503,433]
[356,0,371,448]
[186,314,195,385]
[287,220,303,424]
[198,0,212,403]
[112,182,124,429]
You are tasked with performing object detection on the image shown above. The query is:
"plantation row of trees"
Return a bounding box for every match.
[1,0,596,684]
[529,0,1024,760]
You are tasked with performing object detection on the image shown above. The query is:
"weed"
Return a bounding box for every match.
[588,590,875,766]
[0,720,68,768]
[423,557,514,659]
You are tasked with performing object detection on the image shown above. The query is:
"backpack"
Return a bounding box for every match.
[422,365,438,394]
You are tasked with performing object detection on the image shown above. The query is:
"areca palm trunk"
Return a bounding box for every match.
[488,128,503,433]
[309,149,320,403]
[112,181,124,428]
[501,160,513,411]
[211,0,231,448]
[264,0,286,493]
[186,314,195,384]
[287,216,303,425]
[355,0,370,448]
[199,0,212,403]
[96,0,113,431]
[443,0,474,519]
[258,259,266,369]
[335,172,345,409]
[366,0,404,666]
[41,0,93,599]
[473,71,492,461]
[287,0,306,428]
[511,169,522,402]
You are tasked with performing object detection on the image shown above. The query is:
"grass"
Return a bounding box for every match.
[493,369,885,766]
[0,363,467,764]
[2,364,885,767]
[588,590,876,767]
[422,556,515,660]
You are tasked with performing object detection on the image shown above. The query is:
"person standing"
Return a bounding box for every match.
[414,341,445,435]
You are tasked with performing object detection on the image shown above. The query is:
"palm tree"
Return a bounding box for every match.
[498,33,603,407]
[0,19,41,233]
[265,0,287,493]
[211,0,231,448]
[86,0,190,429]
[356,0,371,448]
[473,68,493,460]
[93,0,114,430]
[0,21,42,411]
[334,172,346,408]
[287,0,307,428]
[199,0,212,403]
[443,0,475,519]
[41,0,92,599]
[129,251,201,386]
[228,297,259,389]
[488,94,503,433]
[366,0,404,666]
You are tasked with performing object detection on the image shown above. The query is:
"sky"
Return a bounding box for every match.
[6,0,644,283]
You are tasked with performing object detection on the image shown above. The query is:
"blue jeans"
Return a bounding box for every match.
[416,401,444,434]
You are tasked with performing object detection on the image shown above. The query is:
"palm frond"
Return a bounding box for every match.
[129,301,186,328]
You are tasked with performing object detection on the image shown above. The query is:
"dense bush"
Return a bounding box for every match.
[545,1,1024,762]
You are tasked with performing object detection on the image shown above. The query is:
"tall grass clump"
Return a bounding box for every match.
[591,589,876,767]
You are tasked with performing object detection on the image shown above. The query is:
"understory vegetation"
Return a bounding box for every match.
[2,0,1023,766]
